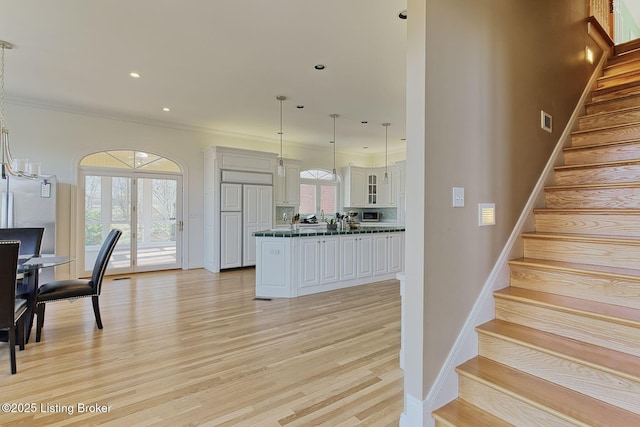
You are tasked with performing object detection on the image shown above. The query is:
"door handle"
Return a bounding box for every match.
[178,220,184,231]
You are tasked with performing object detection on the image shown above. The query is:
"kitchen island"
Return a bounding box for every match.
[254,226,405,298]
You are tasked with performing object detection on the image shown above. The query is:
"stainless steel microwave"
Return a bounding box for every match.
[361,211,381,222]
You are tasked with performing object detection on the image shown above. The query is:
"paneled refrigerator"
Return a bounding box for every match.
[1,174,57,282]
[220,182,272,269]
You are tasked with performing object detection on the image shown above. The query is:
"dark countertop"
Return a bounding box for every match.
[253,226,406,237]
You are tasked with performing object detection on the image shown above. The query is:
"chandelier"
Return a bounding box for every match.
[0,40,42,179]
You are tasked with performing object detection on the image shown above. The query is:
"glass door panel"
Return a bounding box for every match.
[84,174,132,271]
[135,176,181,270]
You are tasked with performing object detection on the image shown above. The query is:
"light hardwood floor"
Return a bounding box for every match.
[0,268,403,426]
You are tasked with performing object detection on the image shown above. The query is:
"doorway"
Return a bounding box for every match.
[79,151,183,275]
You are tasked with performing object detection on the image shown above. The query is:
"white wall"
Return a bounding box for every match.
[5,101,401,274]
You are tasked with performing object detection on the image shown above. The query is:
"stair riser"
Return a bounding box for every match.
[534,212,640,237]
[597,73,640,90]
[604,60,640,77]
[554,164,640,185]
[523,237,640,269]
[614,43,640,57]
[458,375,571,427]
[545,187,640,209]
[578,109,640,131]
[592,84,640,102]
[478,334,640,414]
[494,298,640,357]
[563,143,640,165]
[510,264,640,310]
[586,95,640,114]
[572,125,640,147]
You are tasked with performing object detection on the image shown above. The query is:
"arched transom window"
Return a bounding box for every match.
[80,150,180,173]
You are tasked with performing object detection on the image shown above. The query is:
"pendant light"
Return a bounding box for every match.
[276,95,286,177]
[382,122,390,184]
[330,113,339,181]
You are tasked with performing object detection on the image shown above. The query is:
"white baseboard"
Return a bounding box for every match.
[399,52,608,426]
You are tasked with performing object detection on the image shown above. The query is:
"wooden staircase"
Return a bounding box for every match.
[432,44,640,426]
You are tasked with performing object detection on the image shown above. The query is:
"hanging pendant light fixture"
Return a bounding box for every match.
[276,95,286,177]
[382,123,390,184]
[330,113,339,181]
[0,40,42,179]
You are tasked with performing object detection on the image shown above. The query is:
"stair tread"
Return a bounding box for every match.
[458,357,640,426]
[521,231,640,244]
[580,104,640,119]
[494,287,640,326]
[555,158,640,171]
[571,120,640,136]
[509,257,640,280]
[477,319,640,380]
[534,208,640,215]
[592,79,640,97]
[585,92,640,108]
[598,68,640,83]
[563,138,640,152]
[432,399,511,427]
[545,181,640,190]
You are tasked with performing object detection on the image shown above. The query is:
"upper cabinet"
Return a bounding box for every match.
[274,159,301,206]
[343,166,366,207]
[344,163,405,208]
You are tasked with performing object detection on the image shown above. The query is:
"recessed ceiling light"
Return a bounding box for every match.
[297,105,304,109]
[314,64,326,70]
[398,10,407,20]
[129,72,141,79]
[162,107,170,112]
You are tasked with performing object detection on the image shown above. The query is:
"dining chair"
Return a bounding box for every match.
[0,228,45,257]
[0,240,27,374]
[35,229,122,343]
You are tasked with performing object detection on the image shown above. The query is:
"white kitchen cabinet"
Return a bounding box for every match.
[340,235,373,281]
[340,236,358,281]
[221,183,242,211]
[299,236,340,287]
[274,159,301,206]
[243,185,273,267]
[373,233,404,276]
[204,146,277,273]
[373,234,389,275]
[220,211,242,269]
[343,166,366,207]
[344,163,406,208]
[357,235,374,278]
[256,229,405,298]
[388,232,403,273]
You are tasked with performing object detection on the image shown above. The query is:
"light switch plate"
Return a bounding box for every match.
[452,187,464,207]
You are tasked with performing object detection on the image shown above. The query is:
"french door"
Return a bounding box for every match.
[82,171,183,275]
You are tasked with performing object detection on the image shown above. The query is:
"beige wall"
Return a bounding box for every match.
[405,0,601,404]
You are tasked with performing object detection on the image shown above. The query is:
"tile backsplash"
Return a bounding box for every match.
[275,206,398,224]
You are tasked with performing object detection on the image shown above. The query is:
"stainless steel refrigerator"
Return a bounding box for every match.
[1,174,57,282]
